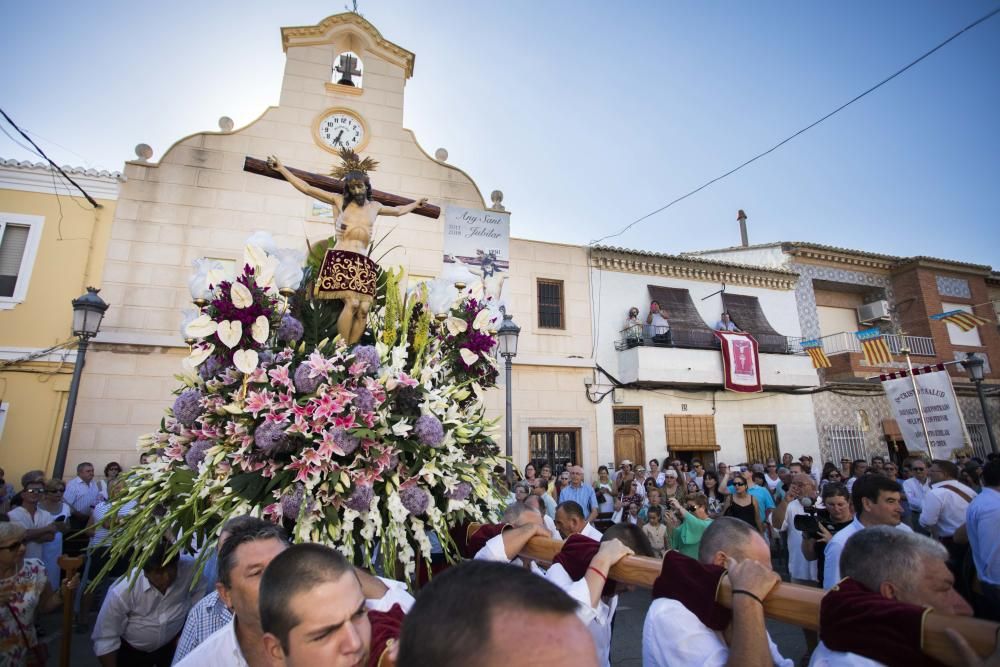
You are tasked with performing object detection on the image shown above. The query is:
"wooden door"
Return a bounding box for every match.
[614,427,644,467]
[743,425,780,464]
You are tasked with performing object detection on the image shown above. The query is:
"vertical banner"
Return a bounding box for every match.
[714,331,763,392]
[442,205,511,309]
[880,367,968,459]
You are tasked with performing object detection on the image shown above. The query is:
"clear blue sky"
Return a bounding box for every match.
[2,1,998,266]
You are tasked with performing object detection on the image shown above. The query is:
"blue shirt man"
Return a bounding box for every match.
[558,465,599,521]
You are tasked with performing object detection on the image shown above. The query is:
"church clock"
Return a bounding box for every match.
[313,108,369,154]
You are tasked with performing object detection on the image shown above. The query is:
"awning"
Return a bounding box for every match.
[665,415,720,451]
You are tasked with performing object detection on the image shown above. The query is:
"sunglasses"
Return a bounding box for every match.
[912,467,926,472]
[23,488,44,495]
[685,505,697,512]
[732,482,747,487]
[0,540,24,551]
[47,488,65,494]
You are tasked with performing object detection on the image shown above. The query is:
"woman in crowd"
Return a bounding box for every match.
[666,494,713,559]
[689,459,705,490]
[96,462,123,502]
[722,474,763,533]
[594,466,616,529]
[552,469,570,503]
[620,502,641,526]
[642,505,669,558]
[511,481,531,505]
[659,470,686,505]
[647,459,664,487]
[539,463,555,497]
[701,470,725,518]
[522,463,537,484]
[620,479,644,509]
[685,479,700,497]
[643,477,658,502]
[0,522,77,666]
[38,479,71,588]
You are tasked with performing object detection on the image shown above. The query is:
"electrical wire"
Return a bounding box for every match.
[588,5,1000,246]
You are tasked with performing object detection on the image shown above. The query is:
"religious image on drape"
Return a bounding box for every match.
[94,150,505,585]
[713,331,763,393]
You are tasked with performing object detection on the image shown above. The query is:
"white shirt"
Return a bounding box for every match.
[546,562,617,667]
[643,597,792,667]
[823,518,912,589]
[764,474,782,492]
[582,522,603,541]
[8,506,54,560]
[967,487,1000,586]
[780,499,818,583]
[902,478,931,512]
[649,312,670,329]
[920,480,976,537]
[64,476,100,515]
[543,514,562,540]
[809,641,884,666]
[92,556,204,656]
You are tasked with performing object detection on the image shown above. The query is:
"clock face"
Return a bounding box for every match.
[317,111,366,152]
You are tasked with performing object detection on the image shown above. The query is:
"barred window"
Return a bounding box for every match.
[537,279,564,329]
[613,408,642,426]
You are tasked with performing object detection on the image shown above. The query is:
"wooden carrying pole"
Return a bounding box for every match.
[57,555,85,667]
[243,156,441,219]
[516,535,1000,667]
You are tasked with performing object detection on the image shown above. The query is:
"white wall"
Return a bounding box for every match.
[689,246,790,270]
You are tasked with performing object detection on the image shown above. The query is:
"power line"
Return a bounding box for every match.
[588,5,1000,246]
[0,107,101,208]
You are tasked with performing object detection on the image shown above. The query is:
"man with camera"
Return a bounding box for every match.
[801,483,854,588]
[773,473,819,586]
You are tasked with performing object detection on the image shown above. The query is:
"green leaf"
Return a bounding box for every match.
[230,471,268,502]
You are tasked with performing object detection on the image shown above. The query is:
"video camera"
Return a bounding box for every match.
[792,497,836,538]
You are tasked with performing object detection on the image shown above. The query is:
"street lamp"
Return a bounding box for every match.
[963,353,998,455]
[496,305,520,486]
[53,287,109,479]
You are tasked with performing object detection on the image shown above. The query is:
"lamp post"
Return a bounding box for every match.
[53,287,109,479]
[495,305,520,486]
[963,353,998,456]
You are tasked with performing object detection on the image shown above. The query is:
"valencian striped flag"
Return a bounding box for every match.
[801,339,831,369]
[930,309,990,332]
[856,328,892,366]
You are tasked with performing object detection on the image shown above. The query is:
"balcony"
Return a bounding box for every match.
[614,326,819,388]
[819,332,936,357]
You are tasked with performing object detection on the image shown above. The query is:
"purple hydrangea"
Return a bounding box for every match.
[259,350,275,367]
[332,428,360,456]
[198,357,222,381]
[172,389,203,427]
[293,364,323,394]
[399,486,431,516]
[345,484,374,512]
[281,484,305,519]
[185,439,212,469]
[350,345,380,375]
[413,414,445,447]
[446,481,472,501]
[254,421,290,455]
[277,315,304,343]
[353,387,376,414]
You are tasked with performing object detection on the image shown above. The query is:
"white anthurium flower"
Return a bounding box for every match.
[230,282,254,309]
[217,320,243,348]
[445,316,468,336]
[274,248,305,292]
[251,316,270,344]
[459,348,479,366]
[184,343,215,368]
[185,314,218,339]
[206,266,229,288]
[245,231,278,255]
[391,420,412,438]
[472,307,492,331]
[234,349,259,374]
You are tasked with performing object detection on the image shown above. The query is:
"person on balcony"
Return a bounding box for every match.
[645,301,671,344]
[713,311,741,332]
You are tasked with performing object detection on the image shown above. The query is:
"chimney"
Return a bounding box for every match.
[737,209,748,247]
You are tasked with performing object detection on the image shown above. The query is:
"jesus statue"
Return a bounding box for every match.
[267,152,427,343]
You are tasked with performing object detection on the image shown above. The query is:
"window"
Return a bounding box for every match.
[941,302,982,347]
[613,408,642,426]
[968,423,992,461]
[665,415,719,453]
[0,213,44,308]
[826,425,866,463]
[536,279,564,329]
[529,428,580,474]
[743,425,780,463]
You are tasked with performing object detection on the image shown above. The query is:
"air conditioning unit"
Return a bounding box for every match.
[612,388,625,404]
[857,300,891,323]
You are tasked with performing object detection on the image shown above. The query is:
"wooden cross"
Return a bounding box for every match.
[243,156,440,219]
[335,53,362,86]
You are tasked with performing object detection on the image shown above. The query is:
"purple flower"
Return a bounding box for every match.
[281,484,305,519]
[353,387,376,414]
[294,364,323,394]
[277,315,304,343]
[332,428,360,456]
[413,415,445,447]
[259,350,275,367]
[173,389,203,427]
[345,484,374,512]
[185,439,212,469]
[350,345,380,375]
[198,357,222,381]
[446,482,472,501]
[399,486,431,516]
[254,421,291,455]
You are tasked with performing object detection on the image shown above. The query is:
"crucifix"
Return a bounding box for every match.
[335,53,362,86]
[246,153,438,343]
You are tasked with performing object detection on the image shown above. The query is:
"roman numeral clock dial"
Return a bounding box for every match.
[313,108,369,154]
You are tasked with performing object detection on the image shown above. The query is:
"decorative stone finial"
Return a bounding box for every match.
[134,144,153,162]
[218,116,235,132]
[434,148,448,162]
[490,190,505,211]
